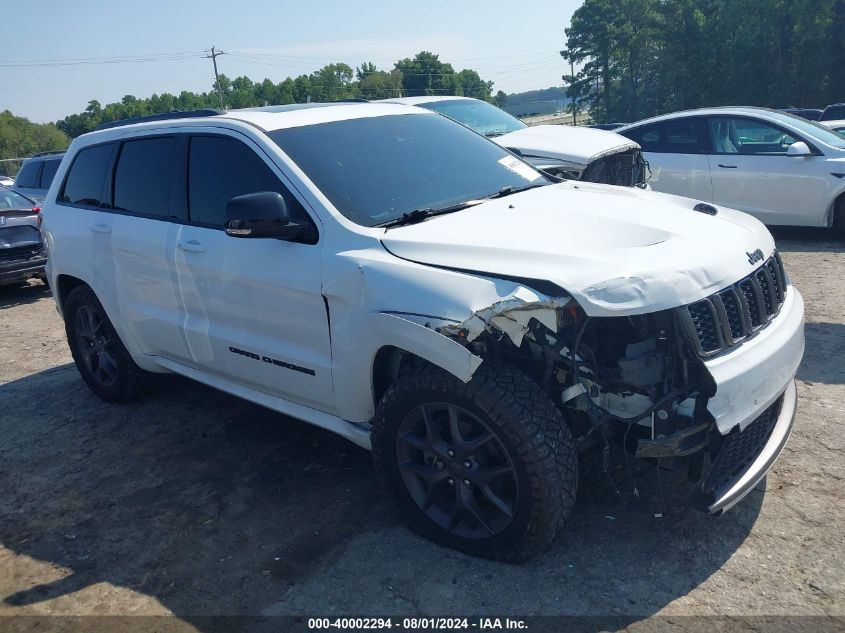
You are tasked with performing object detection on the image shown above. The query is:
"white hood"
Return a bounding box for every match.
[493,125,640,166]
[380,182,774,317]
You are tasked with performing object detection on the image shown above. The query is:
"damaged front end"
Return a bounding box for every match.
[434,286,754,510]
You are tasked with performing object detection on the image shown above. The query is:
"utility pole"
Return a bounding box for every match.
[205,46,227,109]
[570,60,576,126]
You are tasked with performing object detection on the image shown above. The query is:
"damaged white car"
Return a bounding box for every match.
[383,96,650,186]
[43,102,804,562]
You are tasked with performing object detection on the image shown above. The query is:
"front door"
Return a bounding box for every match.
[173,131,334,412]
[705,115,829,225]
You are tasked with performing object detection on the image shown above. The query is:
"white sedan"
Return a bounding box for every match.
[383,96,650,188]
[823,119,845,135]
[617,107,845,228]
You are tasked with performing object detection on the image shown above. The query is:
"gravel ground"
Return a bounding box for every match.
[0,228,842,632]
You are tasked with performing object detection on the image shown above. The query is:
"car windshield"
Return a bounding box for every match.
[420,99,527,137]
[269,113,549,227]
[768,110,845,149]
[0,187,34,210]
[821,104,845,121]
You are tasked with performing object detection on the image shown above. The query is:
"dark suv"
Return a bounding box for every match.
[0,186,47,287]
[13,151,65,202]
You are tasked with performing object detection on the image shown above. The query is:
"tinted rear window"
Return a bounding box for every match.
[60,144,113,206]
[15,161,41,188]
[188,135,306,227]
[0,188,34,210]
[39,159,61,188]
[113,137,177,217]
[821,105,845,121]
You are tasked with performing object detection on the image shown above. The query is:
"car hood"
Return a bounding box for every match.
[379,182,775,316]
[493,125,640,166]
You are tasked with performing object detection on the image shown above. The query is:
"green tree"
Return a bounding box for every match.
[394,51,459,96]
[0,111,69,168]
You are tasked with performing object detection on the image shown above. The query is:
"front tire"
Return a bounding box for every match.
[372,362,577,562]
[64,285,157,402]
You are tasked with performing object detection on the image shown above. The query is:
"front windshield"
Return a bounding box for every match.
[768,110,845,149]
[421,99,527,137]
[269,113,548,227]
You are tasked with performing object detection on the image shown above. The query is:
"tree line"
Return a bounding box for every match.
[56,52,507,139]
[563,0,845,123]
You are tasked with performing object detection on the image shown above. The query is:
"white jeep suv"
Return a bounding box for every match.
[42,103,805,561]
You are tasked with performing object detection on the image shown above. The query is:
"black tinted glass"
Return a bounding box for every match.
[15,161,41,188]
[188,135,304,227]
[39,159,61,188]
[663,120,703,153]
[114,137,176,217]
[624,125,660,151]
[270,113,547,227]
[821,105,845,121]
[61,144,113,206]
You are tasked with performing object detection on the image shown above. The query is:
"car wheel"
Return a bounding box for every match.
[372,362,577,562]
[64,285,157,402]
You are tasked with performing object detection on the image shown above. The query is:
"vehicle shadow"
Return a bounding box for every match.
[797,322,845,385]
[0,279,50,309]
[770,226,844,253]
[0,365,762,629]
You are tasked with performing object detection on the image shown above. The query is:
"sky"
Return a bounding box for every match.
[0,0,582,123]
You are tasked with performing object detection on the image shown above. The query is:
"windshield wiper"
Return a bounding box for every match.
[482,182,550,200]
[376,200,481,229]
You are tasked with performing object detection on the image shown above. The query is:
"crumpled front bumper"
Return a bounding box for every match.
[695,379,797,514]
[693,285,804,514]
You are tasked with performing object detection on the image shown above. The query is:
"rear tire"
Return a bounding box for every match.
[64,285,157,402]
[372,362,577,562]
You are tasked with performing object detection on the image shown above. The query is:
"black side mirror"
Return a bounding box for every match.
[224,191,307,240]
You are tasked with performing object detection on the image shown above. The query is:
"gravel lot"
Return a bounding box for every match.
[0,228,842,631]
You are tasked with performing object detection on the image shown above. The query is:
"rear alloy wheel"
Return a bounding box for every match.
[64,285,158,402]
[372,362,577,562]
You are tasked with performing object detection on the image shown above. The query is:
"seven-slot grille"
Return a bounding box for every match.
[680,251,787,357]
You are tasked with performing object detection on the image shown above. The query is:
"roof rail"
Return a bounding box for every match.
[32,150,66,158]
[94,108,226,131]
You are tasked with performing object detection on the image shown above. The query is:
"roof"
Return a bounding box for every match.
[381,96,476,106]
[617,106,806,130]
[78,102,430,141]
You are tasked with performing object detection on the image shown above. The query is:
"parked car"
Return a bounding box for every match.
[43,104,803,561]
[618,107,845,228]
[0,186,47,287]
[12,151,65,202]
[822,120,845,134]
[0,176,14,187]
[820,103,845,122]
[382,96,649,187]
[780,108,823,121]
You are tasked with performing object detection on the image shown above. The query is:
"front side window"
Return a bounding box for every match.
[270,113,548,227]
[623,119,706,154]
[60,143,113,206]
[421,99,527,137]
[113,137,177,217]
[187,135,308,228]
[39,159,61,188]
[15,161,41,188]
[708,117,797,155]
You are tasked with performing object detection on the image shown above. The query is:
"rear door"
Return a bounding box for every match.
[622,117,713,200]
[705,115,829,225]
[172,130,333,411]
[106,134,190,359]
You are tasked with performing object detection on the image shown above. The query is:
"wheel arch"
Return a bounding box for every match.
[55,274,89,318]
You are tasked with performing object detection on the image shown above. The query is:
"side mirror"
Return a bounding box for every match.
[224,191,306,240]
[786,141,813,157]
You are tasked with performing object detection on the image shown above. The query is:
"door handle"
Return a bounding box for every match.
[177,239,206,253]
[717,164,738,169]
[90,223,112,234]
